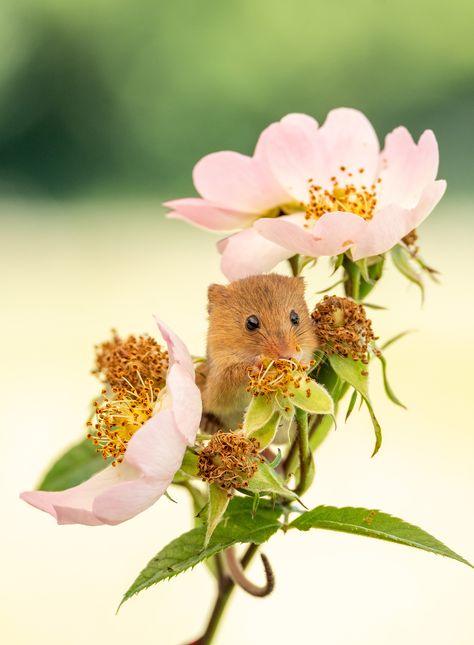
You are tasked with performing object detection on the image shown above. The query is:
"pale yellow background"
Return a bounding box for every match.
[2,200,473,644]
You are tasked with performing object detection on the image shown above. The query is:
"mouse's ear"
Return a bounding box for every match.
[291,276,306,295]
[207,283,227,313]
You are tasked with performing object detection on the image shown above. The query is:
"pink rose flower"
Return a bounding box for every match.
[165,109,446,280]
[20,320,202,526]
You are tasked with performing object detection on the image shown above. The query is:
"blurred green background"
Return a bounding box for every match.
[0,0,473,200]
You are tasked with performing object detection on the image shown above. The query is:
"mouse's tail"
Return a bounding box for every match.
[224,546,274,597]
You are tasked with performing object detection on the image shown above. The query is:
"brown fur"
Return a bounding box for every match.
[199,274,318,430]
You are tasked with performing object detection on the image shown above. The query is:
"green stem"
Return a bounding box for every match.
[194,543,259,645]
[294,408,312,496]
[343,256,361,301]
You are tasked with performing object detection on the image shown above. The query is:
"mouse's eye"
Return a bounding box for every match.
[290,310,300,326]
[245,315,260,331]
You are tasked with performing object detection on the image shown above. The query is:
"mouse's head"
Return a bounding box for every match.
[207,274,318,372]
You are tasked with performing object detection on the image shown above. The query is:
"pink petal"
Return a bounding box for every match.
[93,410,188,524]
[20,411,189,526]
[378,128,440,209]
[91,476,172,525]
[350,204,408,260]
[124,409,186,479]
[166,363,202,445]
[218,228,293,281]
[20,463,143,526]
[318,108,380,184]
[351,179,446,260]
[405,179,446,230]
[256,212,366,257]
[256,113,325,202]
[193,151,290,213]
[155,318,195,377]
[165,198,254,232]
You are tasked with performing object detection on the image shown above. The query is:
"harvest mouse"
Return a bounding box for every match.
[197,273,318,431]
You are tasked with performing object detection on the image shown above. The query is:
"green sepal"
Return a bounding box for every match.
[345,389,358,421]
[246,461,297,501]
[286,378,334,415]
[276,392,295,418]
[356,258,373,284]
[391,244,424,302]
[205,484,231,546]
[180,449,199,476]
[328,354,382,456]
[289,505,473,569]
[381,329,414,351]
[243,394,275,434]
[376,353,406,409]
[248,411,281,449]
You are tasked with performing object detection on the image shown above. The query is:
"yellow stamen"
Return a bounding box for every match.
[304,167,379,226]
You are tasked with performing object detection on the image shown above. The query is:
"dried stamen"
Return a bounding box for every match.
[312,295,378,363]
[93,331,168,393]
[198,431,262,494]
[246,358,313,398]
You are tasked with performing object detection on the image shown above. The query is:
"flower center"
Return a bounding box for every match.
[87,383,155,466]
[304,167,381,225]
[87,332,169,466]
[247,358,313,398]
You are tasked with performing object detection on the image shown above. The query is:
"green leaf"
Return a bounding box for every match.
[246,461,297,501]
[376,353,406,409]
[37,438,108,491]
[244,394,275,433]
[120,496,282,607]
[205,484,230,546]
[391,244,424,302]
[329,354,382,456]
[286,378,334,415]
[289,505,473,568]
[248,411,281,449]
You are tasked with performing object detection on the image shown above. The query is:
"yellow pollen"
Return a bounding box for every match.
[304,168,379,226]
[87,383,155,466]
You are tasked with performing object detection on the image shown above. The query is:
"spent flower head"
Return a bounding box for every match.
[198,431,262,494]
[312,295,378,363]
[246,357,314,400]
[93,331,169,393]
